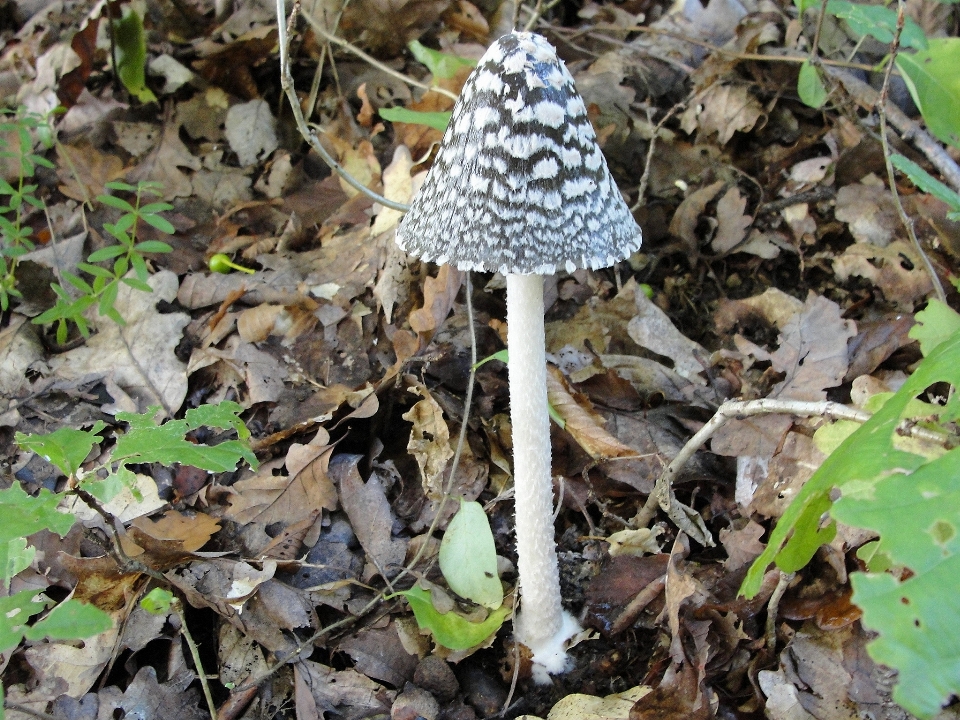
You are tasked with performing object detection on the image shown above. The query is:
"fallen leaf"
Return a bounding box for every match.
[711,186,753,253]
[680,83,764,145]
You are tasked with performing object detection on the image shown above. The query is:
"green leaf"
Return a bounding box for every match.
[832,449,960,718]
[140,587,174,614]
[0,537,35,583]
[798,61,828,108]
[379,107,451,132]
[890,154,960,216]
[0,484,75,542]
[134,240,173,254]
[825,0,927,50]
[121,276,154,293]
[407,40,477,80]
[97,194,136,212]
[0,589,48,652]
[393,585,509,650]
[87,244,127,262]
[472,349,509,371]
[439,500,504,609]
[113,405,257,472]
[185,402,252,441]
[16,422,106,477]
[112,7,157,103]
[26,598,112,641]
[140,215,175,235]
[105,181,137,192]
[908,299,960,356]
[896,39,960,149]
[741,331,960,597]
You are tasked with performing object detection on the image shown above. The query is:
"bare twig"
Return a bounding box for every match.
[173,598,219,720]
[875,1,946,304]
[275,0,410,211]
[765,571,795,650]
[631,102,684,212]
[634,398,952,545]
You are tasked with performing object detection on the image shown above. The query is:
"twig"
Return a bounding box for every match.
[521,0,563,32]
[275,0,410,211]
[824,66,960,194]
[3,702,60,720]
[634,398,952,545]
[875,1,946,304]
[174,597,219,720]
[765,571,795,650]
[631,102,683,212]
[301,13,459,102]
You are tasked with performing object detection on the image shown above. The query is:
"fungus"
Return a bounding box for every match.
[395,32,642,680]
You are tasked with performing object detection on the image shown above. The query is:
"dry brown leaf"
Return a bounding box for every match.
[832,239,933,310]
[835,182,898,246]
[130,509,220,553]
[680,83,764,145]
[331,454,407,579]
[669,180,724,254]
[226,434,337,527]
[547,367,639,460]
[627,289,709,384]
[403,384,453,499]
[718,519,765,571]
[408,264,463,337]
[57,140,124,201]
[295,661,395,720]
[711,186,753,254]
[125,114,200,200]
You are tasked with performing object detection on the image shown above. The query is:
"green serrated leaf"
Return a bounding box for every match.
[112,8,157,103]
[896,39,960,149]
[909,299,960,356]
[439,500,504,609]
[826,0,927,50]
[185,402,252,442]
[379,107,451,132]
[833,448,960,718]
[0,589,48,652]
[797,61,828,108]
[393,585,509,650]
[0,537,35,583]
[15,423,106,477]
[407,40,477,80]
[0,484,76,542]
[25,598,113,641]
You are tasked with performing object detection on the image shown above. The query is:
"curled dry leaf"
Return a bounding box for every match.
[711,186,753,254]
[680,83,764,145]
[669,180,724,254]
[403,383,454,500]
[546,366,639,460]
[628,290,709,384]
[832,239,934,310]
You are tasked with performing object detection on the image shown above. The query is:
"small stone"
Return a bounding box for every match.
[414,655,460,703]
[391,683,440,720]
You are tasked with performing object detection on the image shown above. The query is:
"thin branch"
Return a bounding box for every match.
[275,0,410,211]
[631,101,683,212]
[875,1,946,304]
[634,398,952,545]
[765,571,795,650]
[301,13,459,102]
[174,598,219,720]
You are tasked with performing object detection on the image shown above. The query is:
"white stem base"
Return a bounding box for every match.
[506,274,582,682]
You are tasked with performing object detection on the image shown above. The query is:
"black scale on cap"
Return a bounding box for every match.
[395,32,642,276]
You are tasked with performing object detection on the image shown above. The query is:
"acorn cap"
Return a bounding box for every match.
[395,32,642,276]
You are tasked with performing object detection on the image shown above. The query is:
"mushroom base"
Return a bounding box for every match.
[516,608,583,684]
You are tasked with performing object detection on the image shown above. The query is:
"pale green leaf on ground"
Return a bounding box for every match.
[798,60,828,109]
[896,38,960,149]
[393,586,509,651]
[0,484,75,542]
[439,500,504,609]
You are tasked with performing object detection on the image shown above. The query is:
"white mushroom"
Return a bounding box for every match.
[395,31,642,681]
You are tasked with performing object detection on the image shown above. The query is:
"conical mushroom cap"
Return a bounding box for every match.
[395,32,642,276]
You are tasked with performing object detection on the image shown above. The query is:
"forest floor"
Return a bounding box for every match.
[1,0,960,719]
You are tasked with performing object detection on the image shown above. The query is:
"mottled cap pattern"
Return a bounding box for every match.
[395,32,642,275]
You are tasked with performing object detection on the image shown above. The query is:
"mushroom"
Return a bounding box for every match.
[395,32,642,680]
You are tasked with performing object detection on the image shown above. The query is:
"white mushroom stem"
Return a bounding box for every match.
[507,273,581,681]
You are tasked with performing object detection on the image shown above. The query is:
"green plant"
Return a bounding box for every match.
[111,5,157,104]
[3,402,256,654]
[32,180,174,344]
[741,306,960,718]
[796,0,960,153]
[0,107,57,312]
[390,500,510,650]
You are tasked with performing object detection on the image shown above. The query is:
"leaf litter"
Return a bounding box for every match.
[1,0,960,719]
